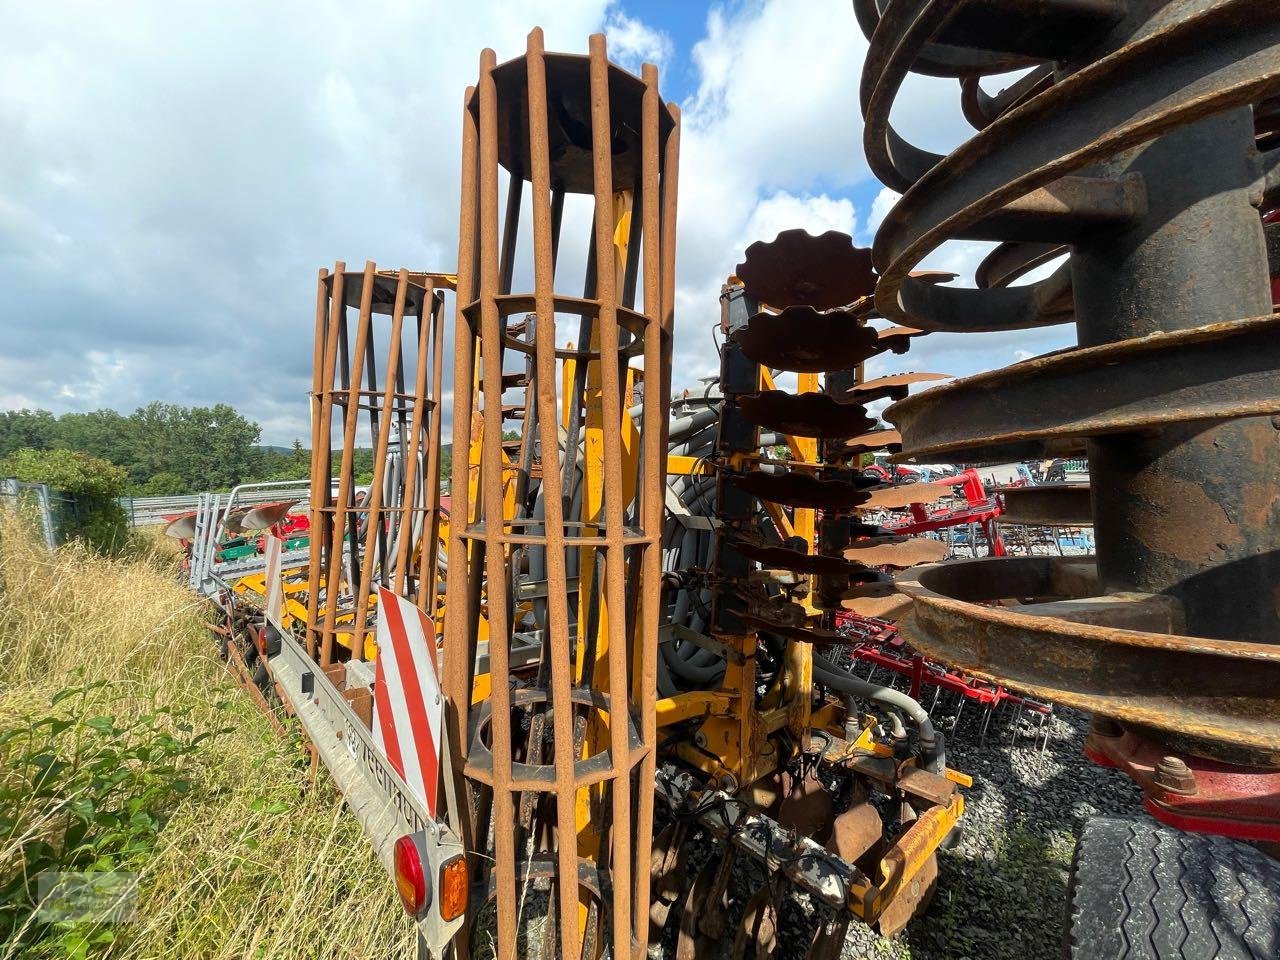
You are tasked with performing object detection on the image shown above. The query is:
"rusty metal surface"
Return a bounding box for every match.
[996,483,1092,527]
[843,535,948,568]
[740,612,844,644]
[895,557,1280,764]
[859,482,953,511]
[805,915,852,960]
[777,767,836,840]
[868,2,1280,333]
[840,593,913,620]
[306,264,445,666]
[736,229,875,310]
[733,306,881,372]
[863,0,1280,777]
[731,470,875,511]
[738,390,876,440]
[825,801,882,865]
[876,854,937,938]
[887,315,1280,463]
[442,30,678,960]
[839,428,902,456]
[846,371,948,403]
[874,325,925,355]
[728,532,878,579]
[732,887,780,959]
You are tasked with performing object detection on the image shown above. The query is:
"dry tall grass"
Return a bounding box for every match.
[0,518,414,959]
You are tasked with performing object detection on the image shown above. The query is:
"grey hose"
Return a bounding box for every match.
[814,653,945,775]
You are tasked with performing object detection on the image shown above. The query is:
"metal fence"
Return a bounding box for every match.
[0,478,68,550]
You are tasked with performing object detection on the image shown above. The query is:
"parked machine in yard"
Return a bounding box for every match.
[180,5,1280,958]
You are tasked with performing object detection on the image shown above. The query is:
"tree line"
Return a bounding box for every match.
[0,404,454,497]
[1,404,303,496]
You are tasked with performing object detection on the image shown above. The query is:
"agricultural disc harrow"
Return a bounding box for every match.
[859,0,1280,840]
[643,227,976,958]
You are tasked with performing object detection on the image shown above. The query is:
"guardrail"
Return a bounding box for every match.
[123,487,310,527]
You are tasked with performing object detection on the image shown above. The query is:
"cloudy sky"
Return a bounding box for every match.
[0,0,1073,445]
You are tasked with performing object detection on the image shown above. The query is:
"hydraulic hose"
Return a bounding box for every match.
[814,653,945,775]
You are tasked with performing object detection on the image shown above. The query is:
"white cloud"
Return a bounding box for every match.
[0,0,1076,448]
[863,187,900,242]
[604,4,674,72]
[742,193,857,255]
[0,0,611,443]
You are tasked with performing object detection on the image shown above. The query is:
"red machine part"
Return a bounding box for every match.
[879,468,1006,557]
[834,610,1050,716]
[1085,722,1280,843]
[254,512,310,552]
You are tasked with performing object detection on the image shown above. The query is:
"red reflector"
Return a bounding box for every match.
[393,835,429,916]
[255,626,268,656]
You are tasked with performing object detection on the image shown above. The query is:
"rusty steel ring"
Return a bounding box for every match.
[863,0,1280,781]
[869,1,1280,332]
[896,557,1280,766]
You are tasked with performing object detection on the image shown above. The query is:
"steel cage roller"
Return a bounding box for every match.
[442,29,679,960]
[305,264,448,668]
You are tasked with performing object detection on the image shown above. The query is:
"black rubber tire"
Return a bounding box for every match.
[1067,817,1280,960]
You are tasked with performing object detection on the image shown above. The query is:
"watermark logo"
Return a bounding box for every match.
[36,871,137,924]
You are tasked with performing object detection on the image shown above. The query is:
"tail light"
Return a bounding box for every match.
[438,855,468,922]
[393,835,430,916]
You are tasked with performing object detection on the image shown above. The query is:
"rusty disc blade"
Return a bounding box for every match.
[842,581,899,600]
[740,613,844,643]
[859,482,954,510]
[847,372,949,403]
[734,306,881,373]
[738,391,876,440]
[732,888,780,960]
[844,535,950,567]
[805,915,852,960]
[840,593,914,619]
[877,325,927,355]
[675,861,720,960]
[729,533,882,579]
[650,822,692,938]
[840,429,903,455]
[736,229,875,310]
[779,768,836,839]
[732,471,877,510]
[836,577,908,616]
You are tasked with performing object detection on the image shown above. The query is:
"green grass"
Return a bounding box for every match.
[0,518,413,959]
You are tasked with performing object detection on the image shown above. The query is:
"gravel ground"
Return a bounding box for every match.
[655,696,1149,960]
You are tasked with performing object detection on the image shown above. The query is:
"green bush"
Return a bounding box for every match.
[0,680,227,958]
[1,449,129,552]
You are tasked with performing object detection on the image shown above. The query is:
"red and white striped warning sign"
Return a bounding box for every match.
[263,534,285,630]
[371,586,444,818]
